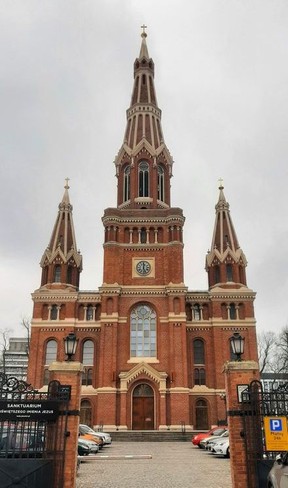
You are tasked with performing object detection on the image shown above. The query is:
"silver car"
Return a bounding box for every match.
[267,453,288,488]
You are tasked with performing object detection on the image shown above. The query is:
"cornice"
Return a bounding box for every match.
[102,215,185,225]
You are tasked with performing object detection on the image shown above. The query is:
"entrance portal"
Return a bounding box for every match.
[132,384,154,430]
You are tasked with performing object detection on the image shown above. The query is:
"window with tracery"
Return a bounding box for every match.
[193,339,206,386]
[50,305,58,320]
[157,166,164,201]
[138,161,149,197]
[130,305,156,357]
[45,340,57,364]
[124,165,130,202]
[54,265,61,282]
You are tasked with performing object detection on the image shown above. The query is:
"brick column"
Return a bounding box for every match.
[49,361,84,488]
[223,360,259,488]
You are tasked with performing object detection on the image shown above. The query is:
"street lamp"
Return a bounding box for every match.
[230,332,245,361]
[64,332,78,361]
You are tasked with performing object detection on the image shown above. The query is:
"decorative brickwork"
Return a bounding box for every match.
[27,31,258,432]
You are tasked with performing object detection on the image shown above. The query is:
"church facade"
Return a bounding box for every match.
[27,31,258,431]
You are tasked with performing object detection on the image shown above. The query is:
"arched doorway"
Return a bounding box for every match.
[132,383,154,430]
[195,398,209,429]
[80,399,92,427]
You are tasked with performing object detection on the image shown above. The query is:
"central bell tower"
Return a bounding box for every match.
[102,28,185,288]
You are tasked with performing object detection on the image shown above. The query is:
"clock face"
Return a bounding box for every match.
[136,260,151,276]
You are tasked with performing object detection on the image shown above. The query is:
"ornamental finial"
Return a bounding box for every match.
[218,178,224,190]
[141,24,147,38]
[65,177,70,190]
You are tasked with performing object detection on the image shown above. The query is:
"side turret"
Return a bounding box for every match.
[206,181,247,289]
[39,179,82,290]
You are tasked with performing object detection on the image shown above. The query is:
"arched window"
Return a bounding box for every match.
[194,368,206,385]
[193,339,205,364]
[80,399,92,426]
[138,161,149,197]
[82,340,94,365]
[226,264,233,281]
[140,228,146,243]
[45,340,57,365]
[214,265,220,284]
[229,303,237,320]
[130,305,156,357]
[195,399,209,429]
[86,305,94,321]
[50,305,58,320]
[193,304,201,321]
[54,265,61,283]
[67,266,73,284]
[82,340,94,386]
[157,166,164,201]
[123,165,130,202]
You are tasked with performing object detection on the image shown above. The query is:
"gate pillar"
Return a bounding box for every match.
[223,360,259,488]
[49,361,84,488]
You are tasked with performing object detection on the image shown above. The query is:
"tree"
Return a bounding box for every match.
[257,330,277,374]
[276,326,288,373]
[21,317,31,357]
[0,328,12,375]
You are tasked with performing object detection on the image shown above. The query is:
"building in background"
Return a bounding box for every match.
[27,30,258,431]
[2,337,29,381]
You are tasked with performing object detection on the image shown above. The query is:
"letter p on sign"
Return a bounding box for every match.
[270,419,282,432]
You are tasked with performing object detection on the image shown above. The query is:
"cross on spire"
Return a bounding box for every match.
[218,178,224,190]
[65,177,70,190]
[141,24,147,37]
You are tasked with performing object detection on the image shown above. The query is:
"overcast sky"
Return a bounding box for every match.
[1,0,287,339]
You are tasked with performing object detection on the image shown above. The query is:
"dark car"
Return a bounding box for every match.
[78,438,91,456]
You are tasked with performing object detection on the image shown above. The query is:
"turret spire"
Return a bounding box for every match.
[39,180,82,289]
[206,181,247,289]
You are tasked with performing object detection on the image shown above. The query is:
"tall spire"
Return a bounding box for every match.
[114,27,174,209]
[206,180,247,289]
[39,180,82,289]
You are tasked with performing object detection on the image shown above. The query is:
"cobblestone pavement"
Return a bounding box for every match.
[76,441,232,488]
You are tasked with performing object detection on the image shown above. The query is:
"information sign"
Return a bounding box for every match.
[0,400,59,421]
[264,416,288,451]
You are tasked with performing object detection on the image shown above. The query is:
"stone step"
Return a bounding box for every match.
[108,431,194,442]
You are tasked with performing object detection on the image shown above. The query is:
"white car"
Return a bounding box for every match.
[208,431,229,452]
[267,452,288,487]
[212,437,230,457]
[201,430,228,450]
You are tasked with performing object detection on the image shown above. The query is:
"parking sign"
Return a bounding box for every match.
[264,416,288,451]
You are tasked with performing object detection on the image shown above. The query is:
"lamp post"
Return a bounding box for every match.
[230,332,244,361]
[64,332,78,361]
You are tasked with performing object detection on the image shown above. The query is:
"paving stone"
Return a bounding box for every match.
[76,441,232,488]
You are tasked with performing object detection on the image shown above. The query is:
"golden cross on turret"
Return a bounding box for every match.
[141,24,147,37]
[65,177,70,189]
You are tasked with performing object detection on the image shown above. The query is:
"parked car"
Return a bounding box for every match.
[204,430,229,451]
[213,438,229,457]
[78,438,99,456]
[77,438,91,456]
[267,452,288,487]
[79,432,104,449]
[210,434,230,457]
[79,424,112,445]
[193,427,227,448]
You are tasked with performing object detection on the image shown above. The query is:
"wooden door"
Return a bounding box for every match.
[132,384,154,430]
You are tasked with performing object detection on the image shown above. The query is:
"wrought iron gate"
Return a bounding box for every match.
[0,373,70,488]
[241,379,288,488]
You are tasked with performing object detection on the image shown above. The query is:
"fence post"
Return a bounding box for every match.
[223,360,259,488]
[49,361,84,488]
